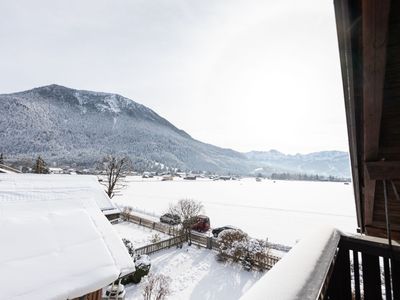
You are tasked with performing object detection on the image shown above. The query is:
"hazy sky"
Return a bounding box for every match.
[0,0,348,154]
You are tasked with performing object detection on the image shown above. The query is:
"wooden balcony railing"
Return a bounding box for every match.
[240,227,400,300]
[327,235,400,300]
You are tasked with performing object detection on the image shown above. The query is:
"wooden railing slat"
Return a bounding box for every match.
[327,247,352,300]
[383,257,392,300]
[353,250,361,300]
[392,258,400,300]
[362,252,382,300]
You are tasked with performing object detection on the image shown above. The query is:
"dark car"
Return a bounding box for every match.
[160,213,181,225]
[212,225,238,237]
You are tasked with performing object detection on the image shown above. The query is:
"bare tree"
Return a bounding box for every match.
[169,199,203,245]
[101,155,131,198]
[142,274,171,300]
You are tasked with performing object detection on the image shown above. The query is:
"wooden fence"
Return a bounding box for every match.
[190,232,280,270]
[122,211,281,270]
[121,212,181,236]
[135,234,187,256]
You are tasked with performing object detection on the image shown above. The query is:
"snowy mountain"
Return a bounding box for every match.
[0,84,350,177]
[245,150,350,177]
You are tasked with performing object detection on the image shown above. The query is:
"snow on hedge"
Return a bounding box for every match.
[0,174,135,300]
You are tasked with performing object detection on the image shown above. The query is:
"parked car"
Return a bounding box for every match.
[160,213,181,225]
[103,283,126,299]
[212,225,239,237]
[189,215,210,232]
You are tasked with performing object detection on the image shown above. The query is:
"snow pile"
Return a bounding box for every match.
[0,174,135,300]
[240,225,341,300]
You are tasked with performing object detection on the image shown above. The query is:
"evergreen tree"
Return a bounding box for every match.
[0,153,4,165]
[34,156,49,174]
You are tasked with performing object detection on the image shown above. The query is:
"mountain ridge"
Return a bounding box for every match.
[0,84,350,177]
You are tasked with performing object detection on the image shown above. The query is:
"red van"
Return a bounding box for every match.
[191,215,210,232]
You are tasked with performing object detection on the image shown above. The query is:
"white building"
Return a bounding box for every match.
[48,167,64,174]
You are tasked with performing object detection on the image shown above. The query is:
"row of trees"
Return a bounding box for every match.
[269,172,350,182]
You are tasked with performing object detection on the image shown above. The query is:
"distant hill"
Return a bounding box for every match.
[245,150,350,178]
[0,84,350,177]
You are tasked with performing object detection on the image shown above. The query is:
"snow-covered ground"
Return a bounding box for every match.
[113,222,169,248]
[125,245,262,300]
[113,177,357,245]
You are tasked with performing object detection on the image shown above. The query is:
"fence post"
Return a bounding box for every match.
[207,237,212,249]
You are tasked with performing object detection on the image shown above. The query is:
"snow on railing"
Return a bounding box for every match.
[240,226,341,300]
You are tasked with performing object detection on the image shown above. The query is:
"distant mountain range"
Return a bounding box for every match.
[0,84,351,177]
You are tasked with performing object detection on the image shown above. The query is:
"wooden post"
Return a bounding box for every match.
[327,247,352,300]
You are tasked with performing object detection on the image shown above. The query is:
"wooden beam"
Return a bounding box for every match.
[362,0,391,225]
[365,225,400,241]
[366,161,400,179]
[362,0,390,160]
[364,175,376,225]
[334,0,364,231]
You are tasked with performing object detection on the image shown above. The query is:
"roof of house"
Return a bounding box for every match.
[335,0,400,240]
[0,174,135,300]
[0,164,21,174]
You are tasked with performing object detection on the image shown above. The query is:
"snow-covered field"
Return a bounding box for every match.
[125,245,262,300]
[113,177,357,245]
[113,222,169,248]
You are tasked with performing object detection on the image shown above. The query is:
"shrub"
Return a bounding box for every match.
[121,254,151,284]
[218,229,248,262]
[142,274,171,300]
[123,238,135,257]
[149,233,161,244]
[133,255,151,284]
[217,230,271,270]
[245,238,270,271]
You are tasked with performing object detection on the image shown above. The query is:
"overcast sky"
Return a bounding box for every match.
[0,0,348,154]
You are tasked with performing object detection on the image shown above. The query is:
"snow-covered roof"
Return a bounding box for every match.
[0,174,135,300]
[0,167,15,174]
[0,164,21,174]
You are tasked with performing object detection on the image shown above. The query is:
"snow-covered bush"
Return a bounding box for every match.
[218,229,248,262]
[217,230,270,270]
[133,255,152,284]
[245,238,271,271]
[149,233,161,244]
[142,274,171,300]
[122,206,133,219]
[121,254,152,284]
[123,238,135,257]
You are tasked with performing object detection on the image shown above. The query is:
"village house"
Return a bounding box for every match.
[0,174,135,300]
